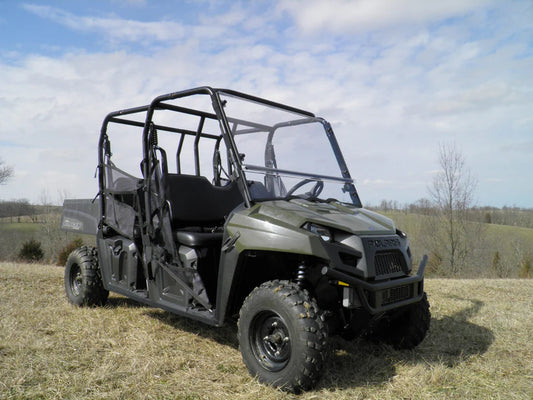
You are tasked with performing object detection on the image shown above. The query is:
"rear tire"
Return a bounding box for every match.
[64,246,108,307]
[367,293,430,349]
[238,280,328,393]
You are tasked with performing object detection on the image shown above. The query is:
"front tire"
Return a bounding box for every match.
[238,280,327,393]
[64,246,108,307]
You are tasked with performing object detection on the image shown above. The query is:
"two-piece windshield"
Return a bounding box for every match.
[219,92,360,205]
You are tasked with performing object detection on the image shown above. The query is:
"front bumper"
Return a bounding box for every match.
[323,255,427,314]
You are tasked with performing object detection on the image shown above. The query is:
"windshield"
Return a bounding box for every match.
[219,92,360,205]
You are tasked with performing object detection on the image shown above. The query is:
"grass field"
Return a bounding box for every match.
[0,263,532,400]
[0,223,40,233]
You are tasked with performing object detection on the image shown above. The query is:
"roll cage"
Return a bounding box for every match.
[97,87,362,237]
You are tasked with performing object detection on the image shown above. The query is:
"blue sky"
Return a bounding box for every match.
[0,0,532,207]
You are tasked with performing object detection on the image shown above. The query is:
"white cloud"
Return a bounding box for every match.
[22,4,187,43]
[278,0,497,34]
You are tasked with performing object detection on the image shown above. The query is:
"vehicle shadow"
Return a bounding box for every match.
[103,294,239,347]
[318,296,495,390]
[145,310,239,349]
[105,295,149,309]
[131,295,494,391]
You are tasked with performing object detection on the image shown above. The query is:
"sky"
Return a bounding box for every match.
[0,0,532,208]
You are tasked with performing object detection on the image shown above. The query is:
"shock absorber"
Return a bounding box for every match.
[295,262,308,288]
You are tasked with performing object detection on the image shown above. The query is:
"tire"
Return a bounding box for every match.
[237,280,328,393]
[367,292,431,349]
[64,246,109,307]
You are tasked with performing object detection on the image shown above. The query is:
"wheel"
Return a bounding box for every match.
[366,293,430,349]
[238,280,328,393]
[64,246,109,307]
[286,178,323,199]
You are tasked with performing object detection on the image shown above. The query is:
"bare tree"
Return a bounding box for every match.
[38,188,65,263]
[0,158,13,185]
[428,143,479,275]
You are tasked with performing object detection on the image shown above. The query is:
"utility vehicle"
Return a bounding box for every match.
[61,87,430,392]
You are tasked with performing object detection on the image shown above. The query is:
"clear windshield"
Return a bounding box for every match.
[219,92,358,204]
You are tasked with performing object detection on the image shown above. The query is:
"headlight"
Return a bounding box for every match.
[302,222,332,242]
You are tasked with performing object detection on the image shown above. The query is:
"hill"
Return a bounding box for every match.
[380,211,533,278]
[0,263,531,399]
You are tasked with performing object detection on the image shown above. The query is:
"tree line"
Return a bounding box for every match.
[372,201,533,230]
[0,199,36,221]
[0,200,62,222]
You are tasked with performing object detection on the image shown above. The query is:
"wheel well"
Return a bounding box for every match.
[225,251,302,317]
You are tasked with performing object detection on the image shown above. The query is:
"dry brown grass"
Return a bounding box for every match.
[1,263,531,399]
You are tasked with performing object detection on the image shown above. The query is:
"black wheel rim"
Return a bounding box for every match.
[250,311,291,372]
[70,264,82,297]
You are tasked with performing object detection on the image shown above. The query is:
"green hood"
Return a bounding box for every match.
[247,199,395,236]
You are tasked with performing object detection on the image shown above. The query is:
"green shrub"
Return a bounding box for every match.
[56,237,84,266]
[18,239,44,262]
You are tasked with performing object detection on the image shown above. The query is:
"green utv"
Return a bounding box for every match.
[61,87,430,392]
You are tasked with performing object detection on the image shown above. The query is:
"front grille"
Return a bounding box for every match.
[374,251,405,276]
[381,285,412,306]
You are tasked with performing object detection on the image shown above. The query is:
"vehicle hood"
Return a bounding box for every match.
[247,199,395,236]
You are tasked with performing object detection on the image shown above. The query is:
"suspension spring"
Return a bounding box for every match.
[295,263,308,288]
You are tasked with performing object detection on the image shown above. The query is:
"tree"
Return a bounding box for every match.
[428,143,479,275]
[0,158,13,185]
[38,188,64,263]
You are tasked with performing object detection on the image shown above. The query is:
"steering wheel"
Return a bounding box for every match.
[286,179,324,200]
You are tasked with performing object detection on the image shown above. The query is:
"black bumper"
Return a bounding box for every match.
[323,255,427,314]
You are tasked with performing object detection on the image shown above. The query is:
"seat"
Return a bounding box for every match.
[176,231,224,247]
[248,180,271,199]
[163,174,243,248]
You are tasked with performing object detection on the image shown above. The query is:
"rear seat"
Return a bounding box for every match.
[164,174,243,247]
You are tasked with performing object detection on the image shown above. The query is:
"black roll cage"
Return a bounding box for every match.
[97,86,362,227]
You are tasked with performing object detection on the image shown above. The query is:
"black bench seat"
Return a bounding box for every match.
[175,230,223,247]
[164,174,243,248]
